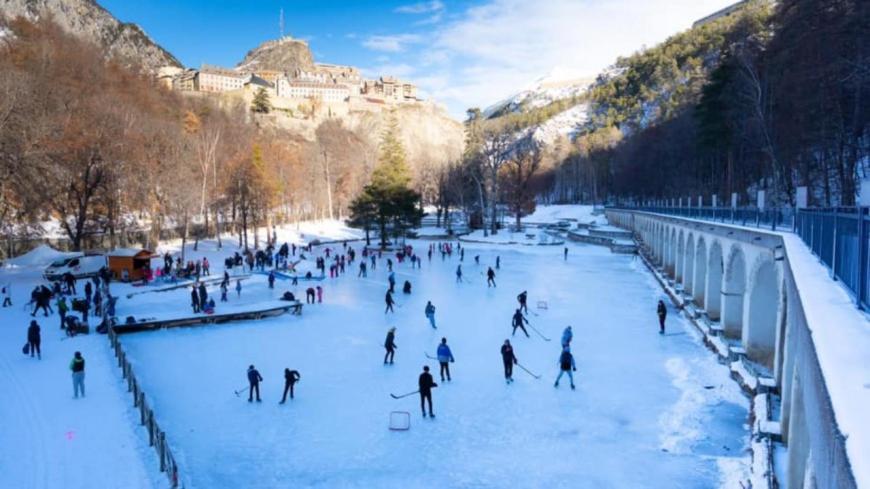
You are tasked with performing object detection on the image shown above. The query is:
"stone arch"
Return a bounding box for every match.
[744,258,780,368]
[667,227,677,276]
[694,237,707,307]
[706,241,724,320]
[684,233,695,293]
[675,229,685,283]
[721,245,746,339]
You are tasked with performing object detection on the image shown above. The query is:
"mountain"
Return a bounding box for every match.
[484,67,593,119]
[0,0,181,72]
[236,37,314,74]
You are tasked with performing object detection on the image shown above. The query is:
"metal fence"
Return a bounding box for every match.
[108,326,183,488]
[795,207,869,310]
[611,205,870,310]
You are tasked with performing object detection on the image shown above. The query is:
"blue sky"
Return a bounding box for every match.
[100,0,737,118]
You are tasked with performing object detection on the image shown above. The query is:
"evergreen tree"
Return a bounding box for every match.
[251,88,271,114]
[348,112,422,246]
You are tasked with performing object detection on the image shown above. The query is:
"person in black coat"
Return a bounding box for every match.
[384,328,397,364]
[517,291,528,314]
[418,365,438,418]
[27,320,41,359]
[84,281,93,304]
[280,368,301,403]
[191,286,200,313]
[511,309,530,337]
[198,283,208,307]
[247,365,263,402]
[385,290,395,314]
[657,300,667,334]
[487,267,496,287]
[500,339,517,383]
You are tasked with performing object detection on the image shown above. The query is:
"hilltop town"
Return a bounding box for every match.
[157,36,421,120]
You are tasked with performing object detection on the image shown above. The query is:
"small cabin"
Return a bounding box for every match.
[107,248,153,282]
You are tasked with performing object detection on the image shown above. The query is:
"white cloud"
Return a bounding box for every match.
[362,34,422,52]
[407,0,739,118]
[395,1,444,15]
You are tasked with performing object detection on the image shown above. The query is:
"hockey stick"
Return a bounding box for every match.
[234,384,253,397]
[516,363,541,379]
[425,352,437,360]
[390,390,420,399]
[527,323,551,341]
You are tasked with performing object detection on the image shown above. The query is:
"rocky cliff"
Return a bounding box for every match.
[0,0,181,72]
[236,37,314,73]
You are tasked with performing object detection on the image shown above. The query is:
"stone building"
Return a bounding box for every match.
[276,78,350,102]
[197,64,247,93]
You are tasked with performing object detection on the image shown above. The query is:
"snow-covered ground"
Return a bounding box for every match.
[0,211,752,488]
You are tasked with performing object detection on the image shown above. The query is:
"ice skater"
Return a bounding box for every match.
[388,271,396,293]
[402,280,412,294]
[247,365,263,402]
[385,289,395,313]
[512,309,530,337]
[500,340,517,383]
[316,285,323,303]
[306,287,316,304]
[280,368,301,403]
[657,300,667,334]
[554,346,577,390]
[2,284,11,307]
[455,265,462,283]
[235,279,242,298]
[564,247,568,260]
[424,301,436,329]
[268,270,276,289]
[486,267,496,287]
[418,365,437,417]
[436,338,454,382]
[561,326,573,348]
[496,256,500,269]
[384,327,397,364]
[27,320,41,359]
[517,290,528,314]
[70,351,85,398]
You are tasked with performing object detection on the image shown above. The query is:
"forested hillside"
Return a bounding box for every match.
[0,18,449,255]
[561,0,868,206]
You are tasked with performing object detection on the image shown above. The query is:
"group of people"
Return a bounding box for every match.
[244,365,302,404]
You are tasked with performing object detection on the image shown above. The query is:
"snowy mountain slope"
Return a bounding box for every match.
[484,67,593,119]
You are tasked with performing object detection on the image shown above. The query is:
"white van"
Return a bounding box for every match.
[44,253,107,281]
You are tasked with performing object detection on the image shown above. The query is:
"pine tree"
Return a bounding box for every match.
[348,112,422,246]
[251,88,271,114]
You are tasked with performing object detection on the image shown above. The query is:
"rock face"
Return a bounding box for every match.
[0,0,181,72]
[236,37,314,73]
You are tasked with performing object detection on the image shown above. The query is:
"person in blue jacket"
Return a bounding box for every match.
[424,301,436,329]
[554,346,577,390]
[436,337,455,382]
[561,326,573,348]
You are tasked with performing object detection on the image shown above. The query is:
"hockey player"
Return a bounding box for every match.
[511,309,530,337]
[517,291,528,314]
[280,368,301,403]
[486,267,496,287]
[500,340,517,383]
[384,328,397,364]
[247,365,263,402]
[418,366,437,417]
[554,346,577,389]
[455,265,463,283]
[436,338,454,382]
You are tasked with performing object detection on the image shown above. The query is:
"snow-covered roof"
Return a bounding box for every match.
[108,248,151,258]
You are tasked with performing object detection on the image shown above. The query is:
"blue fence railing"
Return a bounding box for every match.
[611,206,870,310]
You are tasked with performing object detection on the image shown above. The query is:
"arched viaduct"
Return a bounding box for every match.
[607,209,859,489]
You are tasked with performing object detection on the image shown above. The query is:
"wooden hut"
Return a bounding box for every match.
[107,248,153,282]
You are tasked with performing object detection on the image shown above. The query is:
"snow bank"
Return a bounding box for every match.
[4,244,77,268]
[522,205,604,225]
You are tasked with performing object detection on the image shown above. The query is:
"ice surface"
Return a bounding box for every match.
[0,210,754,488]
[120,241,749,488]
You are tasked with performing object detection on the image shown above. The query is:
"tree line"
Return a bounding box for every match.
[530,0,868,207]
[0,18,389,256]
